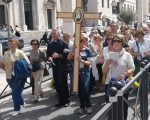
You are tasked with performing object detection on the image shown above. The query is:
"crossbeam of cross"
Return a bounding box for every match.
[57,0,102,92]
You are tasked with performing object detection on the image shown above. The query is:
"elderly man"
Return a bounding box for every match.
[63,32,74,95]
[110,22,119,34]
[142,24,150,40]
[47,29,70,107]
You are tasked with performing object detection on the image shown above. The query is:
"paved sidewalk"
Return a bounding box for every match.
[0,80,106,120]
[0,71,150,120]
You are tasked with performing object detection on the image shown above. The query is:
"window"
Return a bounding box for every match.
[0,5,5,29]
[102,0,104,7]
[107,0,109,8]
[47,9,52,29]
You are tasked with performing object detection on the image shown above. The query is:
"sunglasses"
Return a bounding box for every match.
[112,40,122,43]
[106,38,112,41]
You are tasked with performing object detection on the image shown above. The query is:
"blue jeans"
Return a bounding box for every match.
[78,67,91,108]
[7,76,26,111]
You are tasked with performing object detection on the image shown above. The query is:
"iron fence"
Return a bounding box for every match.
[91,60,150,120]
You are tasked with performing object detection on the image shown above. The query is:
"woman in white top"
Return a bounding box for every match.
[130,29,150,75]
[102,34,135,120]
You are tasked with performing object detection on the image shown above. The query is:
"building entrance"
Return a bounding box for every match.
[24,0,33,30]
[47,9,52,29]
[0,5,5,29]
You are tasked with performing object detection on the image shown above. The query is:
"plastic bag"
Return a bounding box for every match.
[49,78,55,89]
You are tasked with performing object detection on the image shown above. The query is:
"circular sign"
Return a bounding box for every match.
[73,7,84,24]
[2,0,13,3]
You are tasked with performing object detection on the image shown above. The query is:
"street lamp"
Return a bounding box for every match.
[2,0,13,39]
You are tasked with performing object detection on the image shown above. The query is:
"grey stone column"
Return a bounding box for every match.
[61,0,75,37]
[20,0,27,31]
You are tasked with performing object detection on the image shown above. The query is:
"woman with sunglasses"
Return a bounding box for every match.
[102,34,135,120]
[102,33,114,101]
[30,39,47,103]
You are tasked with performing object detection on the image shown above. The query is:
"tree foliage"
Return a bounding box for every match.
[119,8,136,24]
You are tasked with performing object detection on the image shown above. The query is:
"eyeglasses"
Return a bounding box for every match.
[32,43,38,45]
[112,40,122,43]
[136,35,143,38]
[106,38,112,41]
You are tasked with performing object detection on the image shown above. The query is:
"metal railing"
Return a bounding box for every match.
[91,60,150,120]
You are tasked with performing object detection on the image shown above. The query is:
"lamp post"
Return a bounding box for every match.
[2,0,12,39]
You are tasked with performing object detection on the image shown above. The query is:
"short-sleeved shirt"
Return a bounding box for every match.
[79,47,92,69]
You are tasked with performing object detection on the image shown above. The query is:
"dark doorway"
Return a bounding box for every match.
[47,9,52,29]
[0,5,5,29]
[25,11,33,29]
[24,0,33,29]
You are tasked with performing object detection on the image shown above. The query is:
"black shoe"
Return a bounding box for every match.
[54,103,64,107]
[33,100,38,104]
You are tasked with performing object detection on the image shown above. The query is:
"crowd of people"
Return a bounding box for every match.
[1,24,21,37]
[0,21,150,119]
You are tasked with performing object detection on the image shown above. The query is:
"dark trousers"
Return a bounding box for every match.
[96,63,103,83]
[7,76,26,111]
[78,68,91,108]
[52,63,70,104]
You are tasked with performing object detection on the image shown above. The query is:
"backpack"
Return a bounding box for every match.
[14,59,31,81]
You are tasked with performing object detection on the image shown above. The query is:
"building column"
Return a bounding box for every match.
[20,0,27,31]
[32,0,39,30]
[60,0,75,37]
[137,0,143,27]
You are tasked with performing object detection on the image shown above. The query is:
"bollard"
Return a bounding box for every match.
[109,86,118,120]
[140,61,148,120]
[116,81,124,120]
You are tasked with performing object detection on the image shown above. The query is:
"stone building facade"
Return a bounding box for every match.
[0,0,58,31]
[1,0,146,35]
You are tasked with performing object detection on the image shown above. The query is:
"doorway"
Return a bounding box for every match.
[0,5,5,29]
[47,9,52,29]
[24,0,33,29]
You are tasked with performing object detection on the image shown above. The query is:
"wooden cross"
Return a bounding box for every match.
[57,0,102,92]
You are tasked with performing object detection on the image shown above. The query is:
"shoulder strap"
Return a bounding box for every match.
[135,41,140,52]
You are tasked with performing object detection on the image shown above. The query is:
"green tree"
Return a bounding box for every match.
[119,8,136,25]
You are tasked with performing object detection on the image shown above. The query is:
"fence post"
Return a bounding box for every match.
[109,86,118,120]
[116,81,124,120]
[140,61,148,120]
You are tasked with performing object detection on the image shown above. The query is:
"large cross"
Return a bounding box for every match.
[57,0,102,92]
